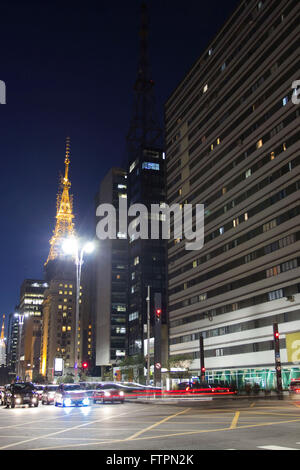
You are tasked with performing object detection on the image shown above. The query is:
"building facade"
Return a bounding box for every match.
[95,167,128,376]
[6,312,19,373]
[165,0,300,389]
[126,4,168,371]
[18,280,47,380]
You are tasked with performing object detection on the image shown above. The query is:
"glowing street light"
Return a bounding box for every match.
[62,237,95,380]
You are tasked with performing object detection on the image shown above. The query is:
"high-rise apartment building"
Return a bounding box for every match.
[95,167,128,376]
[165,0,300,389]
[18,279,47,380]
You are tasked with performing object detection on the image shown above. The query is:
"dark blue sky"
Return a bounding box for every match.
[0,0,240,324]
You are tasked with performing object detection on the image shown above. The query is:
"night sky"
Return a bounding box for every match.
[0,0,241,327]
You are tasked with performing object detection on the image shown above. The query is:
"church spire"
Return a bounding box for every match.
[45,137,75,265]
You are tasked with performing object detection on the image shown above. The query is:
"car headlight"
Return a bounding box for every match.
[64,398,72,406]
[83,398,89,405]
[15,398,22,404]
[104,392,111,397]
[32,397,37,402]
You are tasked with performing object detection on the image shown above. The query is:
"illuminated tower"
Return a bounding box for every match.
[0,314,6,366]
[41,139,78,380]
[46,137,75,265]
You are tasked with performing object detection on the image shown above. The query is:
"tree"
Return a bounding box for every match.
[57,373,74,384]
[168,354,192,380]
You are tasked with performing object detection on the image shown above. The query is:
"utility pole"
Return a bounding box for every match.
[146,285,151,386]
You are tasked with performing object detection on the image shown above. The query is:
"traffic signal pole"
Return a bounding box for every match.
[154,293,162,387]
[199,334,205,382]
[146,286,151,386]
[273,322,283,398]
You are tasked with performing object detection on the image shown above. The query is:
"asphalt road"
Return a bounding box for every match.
[0,397,300,451]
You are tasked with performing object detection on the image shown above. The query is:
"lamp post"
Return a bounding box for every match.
[62,237,95,381]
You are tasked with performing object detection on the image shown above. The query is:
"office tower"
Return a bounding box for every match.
[126,3,168,372]
[165,0,300,389]
[18,280,47,380]
[6,312,19,373]
[95,167,128,377]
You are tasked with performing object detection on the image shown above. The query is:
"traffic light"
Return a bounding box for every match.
[82,361,88,370]
[273,322,283,394]
[273,323,280,348]
[154,293,162,321]
[155,308,162,319]
[201,367,206,373]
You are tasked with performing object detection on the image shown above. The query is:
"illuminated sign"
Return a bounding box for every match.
[286,332,300,364]
[54,357,64,376]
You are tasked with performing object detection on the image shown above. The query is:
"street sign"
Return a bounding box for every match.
[155,362,161,369]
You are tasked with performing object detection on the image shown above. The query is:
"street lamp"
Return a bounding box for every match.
[62,237,95,381]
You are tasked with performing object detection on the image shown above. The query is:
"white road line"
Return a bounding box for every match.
[0,406,149,450]
[257,445,300,450]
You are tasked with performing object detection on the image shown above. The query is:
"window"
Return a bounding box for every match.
[203,84,208,93]
[142,162,160,171]
[256,139,263,149]
[263,219,277,232]
[268,289,283,301]
[245,169,251,178]
[266,265,281,277]
[281,259,297,272]
[282,96,288,106]
[129,159,137,173]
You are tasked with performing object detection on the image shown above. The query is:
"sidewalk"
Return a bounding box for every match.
[129,390,292,406]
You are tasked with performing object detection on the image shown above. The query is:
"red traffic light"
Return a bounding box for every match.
[156,308,162,318]
[274,332,280,339]
[82,362,88,369]
[201,367,206,373]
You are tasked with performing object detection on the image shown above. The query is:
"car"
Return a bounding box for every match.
[92,383,125,404]
[0,386,4,406]
[1,384,11,406]
[289,379,300,395]
[5,382,39,408]
[54,383,90,407]
[41,384,59,404]
[177,381,235,395]
[33,384,45,400]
